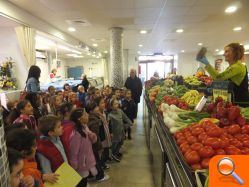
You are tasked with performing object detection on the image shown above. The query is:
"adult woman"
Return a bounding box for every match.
[197,43,249,106]
[26,65,41,93]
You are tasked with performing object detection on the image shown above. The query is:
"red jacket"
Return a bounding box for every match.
[37,138,69,172]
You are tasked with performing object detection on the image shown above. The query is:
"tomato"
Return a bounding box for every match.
[230,139,243,149]
[225,146,242,155]
[184,131,192,137]
[191,127,205,136]
[242,140,249,148]
[184,151,201,165]
[199,146,215,158]
[191,163,202,170]
[186,136,197,144]
[215,149,226,155]
[198,132,208,142]
[241,125,249,134]
[180,142,189,149]
[241,147,249,155]
[206,127,222,137]
[177,137,186,145]
[227,124,241,135]
[200,120,216,129]
[204,137,221,149]
[174,132,185,139]
[201,158,211,169]
[181,145,191,154]
[220,133,233,139]
[190,143,203,151]
[219,137,230,148]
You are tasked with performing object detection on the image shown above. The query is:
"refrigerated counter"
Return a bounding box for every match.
[143,95,197,187]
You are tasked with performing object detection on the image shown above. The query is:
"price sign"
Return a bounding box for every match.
[213,89,231,102]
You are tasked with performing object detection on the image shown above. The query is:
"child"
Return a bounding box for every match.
[55,102,74,127]
[7,148,24,187]
[121,89,136,140]
[14,100,37,131]
[86,102,109,182]
[50,95,63,114]
[77,85,86,107]
[6,129,59,187]
[114,88,122,107]
[94,88,101,99]
[68,92,82,108]
[94,97,112,169]
[48,86,56,97]
[108,99,132,161]
[69,109,98,187]
[36,115,69,174]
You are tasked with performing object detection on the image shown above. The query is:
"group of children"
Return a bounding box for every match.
[4,84,137,187]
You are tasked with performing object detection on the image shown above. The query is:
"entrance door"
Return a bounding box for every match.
[67,67,83,79]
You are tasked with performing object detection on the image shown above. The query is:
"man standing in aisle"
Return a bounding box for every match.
[124,69,142,118]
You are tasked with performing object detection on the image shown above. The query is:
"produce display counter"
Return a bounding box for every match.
[144,94,197,187]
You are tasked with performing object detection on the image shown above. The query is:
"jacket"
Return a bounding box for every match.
[108,109,132,142]
[13,114,37,131]
[69,127,97,178]
[88,112,103,151]
[121,98,136,122]
[26,77,40,93]
[81,78,89,92]
[124,76,143,103]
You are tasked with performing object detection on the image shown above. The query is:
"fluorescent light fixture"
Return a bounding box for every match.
[68,27,76,32]
[138,44,143,47]
[176,29,184,33]
[85,46,89,50]
[181,50,185,53]
[139,55,174,61]
[58,45,71,51]
[225,6,237,13]
[92,54,96,57]
[96,56,100,58]
[74,55,84,58]
[93,51,96,54]
[71,49,82,55]
[66,54,76,57]
[140,30,147,34]
[233,27,242,31]
[218,50,224,55]
[93,43,98,47]
[104,51,108,54]
[244,44,249,50]
[198,43,203,46]
[55,32,64,40]
[215,49,219,52]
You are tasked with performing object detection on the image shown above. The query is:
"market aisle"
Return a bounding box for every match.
[89,102,154,187]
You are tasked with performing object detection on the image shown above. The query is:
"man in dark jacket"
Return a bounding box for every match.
[124,69,142,118]
[81,74,89,92]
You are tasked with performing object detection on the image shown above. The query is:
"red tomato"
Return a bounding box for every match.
[174,132,185,139]
[199,146,215,158]
[225,146,242,155]
[186,136,197,144]
[200,120,216,129]
[242,140,249,148]
[227,124,241,135]
[206,127,222,138]
[219,138,230,148]
[204,137,221,149]
[184,151,201,165]
[181,145,191,154]
[201,158,211,169]
[198,132,208,142]
[220,133,233,139]
[230,139,243,149]
[180,142,189,149]
[184,131,192,137]
[241,125,249,134]
[177,137,186,145]
[191,163,202,170]
[190,143,204,151]
[215,149,226,155]
[191,127,205,136]
[241,147,249,155]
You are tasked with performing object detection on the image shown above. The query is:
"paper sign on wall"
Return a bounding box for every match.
[45,163,82,187]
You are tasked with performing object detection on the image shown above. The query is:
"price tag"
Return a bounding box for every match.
[213,89,231,102]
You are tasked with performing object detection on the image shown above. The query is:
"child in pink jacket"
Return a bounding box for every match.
[69,108,97,187]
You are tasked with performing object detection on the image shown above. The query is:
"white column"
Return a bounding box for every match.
[110,27,123,87]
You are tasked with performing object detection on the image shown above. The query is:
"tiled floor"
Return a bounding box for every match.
[89,103,155,187]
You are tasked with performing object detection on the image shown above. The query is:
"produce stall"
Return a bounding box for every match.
[144,75,249,187]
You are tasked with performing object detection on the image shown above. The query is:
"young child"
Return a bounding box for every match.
[50,95,63,114]
[85,87,96,105]
[94,88,101,99]
[14,100,37,131]
[77,85,86,107]
[6,129,59,187]
[69,109,98,187]
[108,99,132,161]
[55,102,74,127]
[36,115,69,174]
[68,92,82,108]
[7,148,24,187]
[114,88,122,107]
[48,86,56,97]
[121,89,136,140]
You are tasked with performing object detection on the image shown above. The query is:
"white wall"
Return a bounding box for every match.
[0,28,28,89]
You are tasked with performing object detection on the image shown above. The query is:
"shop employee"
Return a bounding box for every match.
[197,43,249,106]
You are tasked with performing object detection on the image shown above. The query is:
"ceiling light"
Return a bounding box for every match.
[176,29,184,33]
[225,6,237,13]
[244,44,249,50]
[104,51,108,54]
[233,27,242,31]
[93,43,98,47]
[181,50,185,53]
[198,43,203,46]
[137,51,141,54]
[140,30,147,34]
[138,44,143,47]
[215,49,219,52]
[54,32,64,40]
[71,49,82,55]
[87,53,91,56]
[68,27,76,32]
[74,55,84,58]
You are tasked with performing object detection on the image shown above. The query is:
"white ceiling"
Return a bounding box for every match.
[7,0,249,55]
